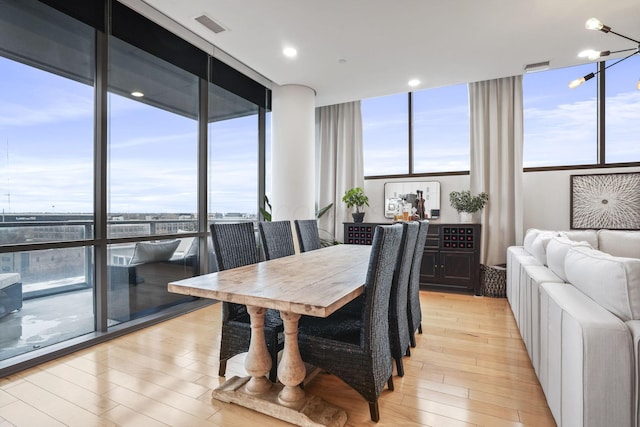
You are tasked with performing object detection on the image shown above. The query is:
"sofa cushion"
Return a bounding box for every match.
[559,230,599,250]
[530,231,557,266]
[598,230,640,259]
[130,240,180,266]
[565,246,640,321]
[523,228,542,255]
[546,236,591,282]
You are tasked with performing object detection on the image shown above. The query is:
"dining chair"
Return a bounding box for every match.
[388,221,419,377]
[210,222,284,382]
[294,219,322,252]
[408,220,429,347]
[258,220,295,260]
[297,223,403,422]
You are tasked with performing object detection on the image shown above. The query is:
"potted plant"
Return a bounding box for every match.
[342,187,369,223]
[449,190,489,223]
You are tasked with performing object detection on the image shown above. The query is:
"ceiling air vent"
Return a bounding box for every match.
[195,14,226,34]
[524,61,550,73]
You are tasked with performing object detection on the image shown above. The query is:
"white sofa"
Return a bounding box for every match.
[507,229,640,427]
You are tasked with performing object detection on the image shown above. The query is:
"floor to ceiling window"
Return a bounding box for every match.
[0,0,269,374]
[106,36,200,324]
[0,0,96,361]
[208,84,259,221]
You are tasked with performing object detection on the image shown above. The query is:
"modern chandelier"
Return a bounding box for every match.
[568,18,640,89]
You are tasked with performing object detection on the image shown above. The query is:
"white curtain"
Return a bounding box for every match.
[469,76,524,266]
[316,101,364,244]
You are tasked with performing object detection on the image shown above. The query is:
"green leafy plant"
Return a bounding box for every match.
[449,190,489,213]
[259,195,272,221]
[341,187,369,213]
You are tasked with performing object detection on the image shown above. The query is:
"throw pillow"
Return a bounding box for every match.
[546,236,591,282]
[130,240,180,266]
[529,231,557,266]
[559,230,599,250]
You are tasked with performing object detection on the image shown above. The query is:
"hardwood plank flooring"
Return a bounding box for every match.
[0,291,555,426]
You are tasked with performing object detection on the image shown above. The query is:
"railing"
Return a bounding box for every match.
[0,216,256,298]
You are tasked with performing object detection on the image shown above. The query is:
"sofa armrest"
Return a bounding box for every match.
[107,264,138,287]
[540,282,634,427]
[625,320,640,427]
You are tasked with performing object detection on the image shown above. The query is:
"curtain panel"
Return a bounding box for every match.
[316,101,364,244]
[469,76,524,266]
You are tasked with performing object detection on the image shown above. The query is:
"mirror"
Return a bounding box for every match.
[384,181,441,219]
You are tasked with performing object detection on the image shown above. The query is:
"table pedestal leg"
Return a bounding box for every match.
[244,305,272,394]
[278,311,306,405]
[212,308,348,426]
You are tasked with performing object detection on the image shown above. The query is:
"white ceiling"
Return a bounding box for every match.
[137,0,640,107]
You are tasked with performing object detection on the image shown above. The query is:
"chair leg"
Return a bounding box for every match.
[269,363,278,383]
[395,357,404,377]
[387,375,394,391]
[368,401,380,422]
[218,359,227,377]
[410,332,417,348]
[418,323,423,334]
[405,346,411,357]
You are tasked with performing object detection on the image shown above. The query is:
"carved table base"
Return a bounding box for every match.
[213,376,347,427]
[211,306,347,427]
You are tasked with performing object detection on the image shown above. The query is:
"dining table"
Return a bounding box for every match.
[168,243,372,427]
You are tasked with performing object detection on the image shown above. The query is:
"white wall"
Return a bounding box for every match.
[364,165,640,245]
[522,166,640,239]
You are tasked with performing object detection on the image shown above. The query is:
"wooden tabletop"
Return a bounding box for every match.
[168,244,372,317]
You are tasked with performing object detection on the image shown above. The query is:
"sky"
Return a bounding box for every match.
[0,53,639,215]
[363,54,640,174]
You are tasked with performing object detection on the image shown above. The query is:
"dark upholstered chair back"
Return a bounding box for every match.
[209,221,283,382]
[363,224,403,356]
[258,220,295,260]
[408,220,429,346]
[297,223,403,422]
[210,222,259,271]
[294,219,322,252]
[388,221,419,376]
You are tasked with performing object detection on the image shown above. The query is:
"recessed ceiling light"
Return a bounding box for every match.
[408,79,420,87]
[283,47,297,58]
[131,91,144,97]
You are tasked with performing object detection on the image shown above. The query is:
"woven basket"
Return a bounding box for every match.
[480,264,507,298]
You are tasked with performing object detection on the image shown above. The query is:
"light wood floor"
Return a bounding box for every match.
[0,291,555,427]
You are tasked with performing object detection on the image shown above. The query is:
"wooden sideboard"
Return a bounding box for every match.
[343,222,379,245]
[420,223,481,295]
[343,222,481,295]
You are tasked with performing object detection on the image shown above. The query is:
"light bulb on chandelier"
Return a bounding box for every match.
[569,18,639,90]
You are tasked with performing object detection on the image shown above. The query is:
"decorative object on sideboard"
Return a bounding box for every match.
[342,187,369,223]
[570,172,640,230]
[384,181,441,219]
[449,190,489,223]
[568,17,640,89]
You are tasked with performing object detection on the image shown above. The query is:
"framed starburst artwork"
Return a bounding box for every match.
[570,172,640,230]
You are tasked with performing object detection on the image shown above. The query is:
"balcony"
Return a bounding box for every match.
[0,213,256,364]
